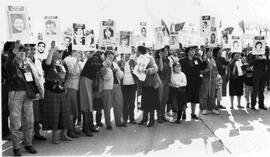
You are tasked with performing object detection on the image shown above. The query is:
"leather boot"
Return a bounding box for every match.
[82,112,93,137]
[89,112,99,133]
[96,112,103,127]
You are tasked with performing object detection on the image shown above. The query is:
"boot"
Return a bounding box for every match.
[138,111,147,125]
[68,117,79,138]
[82,112,93,137]
[147,111,155,127]
[89,112,99,133]
[96,112,103,127]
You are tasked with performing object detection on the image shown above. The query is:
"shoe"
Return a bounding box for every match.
[96,123,104,127]
[230,106,234,109]
[106,126,113,130]
[157,117,164,123]
[251,106,257,110]
[67,130,80,138]
[217,105,226,109]
[61,135,72,141]
[25,146,37,154]
[212,109,220,115]
[82,129,93,136]
[129,120,137,124]
[237,105,244,109]
[13,149,21,156]
[116,123,127,127]
[147,121,154,127]
[34,134,47,140]
[259,106,268,110]
[182,114,186,120]
[90,127,100,133]
[191,114,199,120]
[246,103,250,108]
[74,129,82,135]
[138,120,147,125]
[202,110,208,115]
[174,120,181,124]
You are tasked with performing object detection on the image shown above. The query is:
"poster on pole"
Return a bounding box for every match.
[200,15,211,37]
[209,27,217,47]
[100,20,116,47]
[7,5,30,42]
[169,32,179,50]
[85,29,95,47]
[44,16,60,37]
[154,26,165,49]
[118,31,131,54]
[231,36,242,52]
[252,36,266,55]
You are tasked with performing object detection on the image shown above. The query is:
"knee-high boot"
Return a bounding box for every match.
[96,111,103,127]
[82,112,93,137]
[89,112,99,132]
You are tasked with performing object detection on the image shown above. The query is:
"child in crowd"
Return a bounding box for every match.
[243,65,253,108]
[169,63,187,124]
[216,74,223,109]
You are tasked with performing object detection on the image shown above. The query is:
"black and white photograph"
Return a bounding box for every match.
[1,0,270,157]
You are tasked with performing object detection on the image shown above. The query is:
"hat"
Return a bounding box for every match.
[137,45,146,54]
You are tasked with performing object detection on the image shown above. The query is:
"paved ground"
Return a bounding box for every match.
[2,90,270,156]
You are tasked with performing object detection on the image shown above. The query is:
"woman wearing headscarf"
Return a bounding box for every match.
[40,41,71,144]
[80,51,105,136]
[7,45,43,156]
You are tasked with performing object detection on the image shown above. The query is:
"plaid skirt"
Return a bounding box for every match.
[40,90,70,130]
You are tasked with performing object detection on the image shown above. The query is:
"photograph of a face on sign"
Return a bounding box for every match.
[73,23,85,45]
[222,31,230,48]
[169,32,179,50]
[231,36,242,52]
[200,16,211,37]
[44,16,60,36]
[209,27,217,47]
[154,27,165,49]
[100,20,116,47]
[118,31,131,54]
[7,6,30,41]
[85,29,95,46]
[252,36,265,55]
[140,22,147,38]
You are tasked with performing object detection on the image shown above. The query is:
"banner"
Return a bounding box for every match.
[154,26,165,49]
[231,36,242,53]
[252,36,266,55]
[100,20,116,47]
[200,15,211,37]
[7,6,30,42]
[118,31,131,54]
[169,32,179,50]
[209,27,217,47]
[44,16,60,37]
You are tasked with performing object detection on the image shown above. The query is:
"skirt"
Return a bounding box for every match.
[80,77,94,112]
[229,76,243,96]
[33,100,41,122]
[40,90,70,130]
[186,80,201,103]
[67,88,79,117]
[141,86,160,112]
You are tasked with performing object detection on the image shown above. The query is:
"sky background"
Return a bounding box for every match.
[1,0,270,44]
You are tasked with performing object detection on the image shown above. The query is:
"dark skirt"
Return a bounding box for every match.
[93,97,104,111]
[186,78,201,103]
[40,90,70,130]
[67,88,79,117]
[33,100,41,122]
[141,86,160,112]
[229,76,243,96]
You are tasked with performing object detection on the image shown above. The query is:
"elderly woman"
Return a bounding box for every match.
[80,51,105,136]
[63,50,84,138]
[7,45,43,156]
[200,48,220,115]
[40,41,71,144]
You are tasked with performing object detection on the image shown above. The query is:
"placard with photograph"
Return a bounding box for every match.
[154,26,165,49]
[231,36,242,53]
[252,36,266,55]
[169,32,179,50]
[118,31,131,54]
[44,16,60,37]
[209,27,217,47]
[100,20,116,47]
[200,15,211,37]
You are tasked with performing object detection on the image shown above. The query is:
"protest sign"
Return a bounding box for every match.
[100,20,116,47]
[118,31,131,54]
[85,29,95,46]
[231,36,242,52]
[133,54,150,81]
[169,32,179,49]
[252,36,266,55]
[209,27,217,47]
[44,16,60,37]
[73,23,85,45]
[221,31,230,48]
[7,5,30,42]
[200,15,211,37]
[154,26,165,49]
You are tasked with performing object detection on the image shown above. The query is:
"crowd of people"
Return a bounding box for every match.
[1,40,270,156]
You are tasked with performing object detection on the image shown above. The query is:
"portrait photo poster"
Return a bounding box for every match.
[230,36,242,53]
[118,31,131,54]
[252,36,266,55]
[100,19,116,47]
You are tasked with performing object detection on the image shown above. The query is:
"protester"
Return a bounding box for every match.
[200,48,220,115]
[40,41,71,144]
[7,45,42,156]
[180,47,203,119]
[169,62,187,123]
[138,46,160,127]
[228,52,244,109]
[121,53,137,124]
[63,50,84,138]
[80,51,104,136]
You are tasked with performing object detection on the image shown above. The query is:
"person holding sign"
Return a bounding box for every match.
[6,45,41,156]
